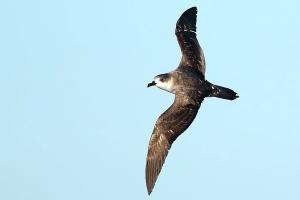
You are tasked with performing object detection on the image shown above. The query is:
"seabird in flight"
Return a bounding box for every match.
[145,7,238,195]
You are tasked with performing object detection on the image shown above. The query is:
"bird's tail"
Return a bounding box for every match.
[209,84,239,100]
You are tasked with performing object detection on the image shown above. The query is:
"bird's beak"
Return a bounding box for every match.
[147,81,156,88]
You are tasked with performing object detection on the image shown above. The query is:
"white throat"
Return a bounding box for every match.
[155,78,175,93]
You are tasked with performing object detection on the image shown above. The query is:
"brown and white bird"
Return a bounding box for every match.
[145,7,238,195]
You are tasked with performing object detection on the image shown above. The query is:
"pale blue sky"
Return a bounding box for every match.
[1,0,300,199]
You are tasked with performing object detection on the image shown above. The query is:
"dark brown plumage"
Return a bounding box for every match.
[145,6,238,195]
[146,7,204,195]
[146,92,203,194]
[176,7,206,76]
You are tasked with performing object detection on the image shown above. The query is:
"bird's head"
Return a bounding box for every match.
[147,73,174,93]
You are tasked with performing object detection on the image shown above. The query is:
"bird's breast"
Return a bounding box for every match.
[171,71,203,92]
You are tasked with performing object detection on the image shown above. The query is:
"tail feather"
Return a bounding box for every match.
[210,85,239,100]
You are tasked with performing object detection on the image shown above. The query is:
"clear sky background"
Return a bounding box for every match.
[1,0,300,199]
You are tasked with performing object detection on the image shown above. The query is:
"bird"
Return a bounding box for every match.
[145,7,238,195]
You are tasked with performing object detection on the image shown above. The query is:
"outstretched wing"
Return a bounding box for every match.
[145,92,204,194]
[175,7,206,77]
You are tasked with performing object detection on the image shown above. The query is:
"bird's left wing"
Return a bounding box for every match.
[146,92,203,194]
[175,7,206,77]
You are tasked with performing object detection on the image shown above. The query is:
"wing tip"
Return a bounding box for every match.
[146,177,154,195]
[182,6,198,17]
[176,6,198,34]
[145,160,156,195]
[188,6,197,12]
[147,188,153,195]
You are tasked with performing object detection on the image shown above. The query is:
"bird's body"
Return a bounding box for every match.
[145,7,238,195]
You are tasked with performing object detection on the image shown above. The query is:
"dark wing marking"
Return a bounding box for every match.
[146,92,204,194]
[175,7,206,77]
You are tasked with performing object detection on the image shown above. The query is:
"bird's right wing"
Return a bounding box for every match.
[145,92,203,194]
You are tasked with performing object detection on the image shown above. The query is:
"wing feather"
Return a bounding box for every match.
[145,93,203,194]
[175,7,206,76]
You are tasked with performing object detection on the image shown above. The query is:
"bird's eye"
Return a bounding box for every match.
[160,78,164,82]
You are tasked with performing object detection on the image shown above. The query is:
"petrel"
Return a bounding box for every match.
[145,7,238,195]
